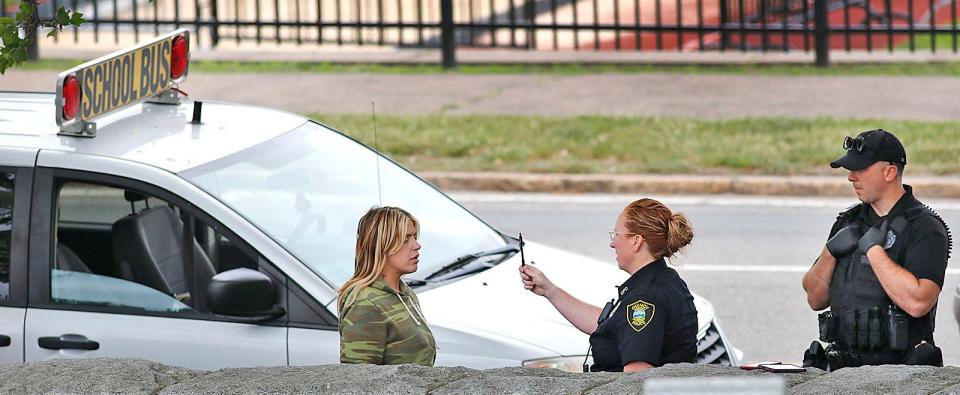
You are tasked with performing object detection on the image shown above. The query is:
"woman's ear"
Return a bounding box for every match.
[632,234,644,253]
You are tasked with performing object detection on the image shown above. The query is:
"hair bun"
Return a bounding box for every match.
[665,212,694,258]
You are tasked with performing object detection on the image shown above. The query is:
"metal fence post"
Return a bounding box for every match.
[719,0,728,50]
[814,0,829,66]
[524,0,536,49]
[210,0,220,47]
[440,0,457,69]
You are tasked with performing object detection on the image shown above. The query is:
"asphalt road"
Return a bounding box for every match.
[454,192,960,366]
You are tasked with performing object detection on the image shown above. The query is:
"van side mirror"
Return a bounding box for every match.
[207,268,285,323]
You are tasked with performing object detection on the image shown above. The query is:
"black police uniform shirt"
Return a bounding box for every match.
[588,258,698,372]
[826,185,950,347]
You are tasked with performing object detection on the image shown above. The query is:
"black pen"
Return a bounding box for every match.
[519,233,526,267]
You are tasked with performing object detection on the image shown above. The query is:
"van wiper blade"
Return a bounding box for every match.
[424,244,520,281]
[403,279,429,288]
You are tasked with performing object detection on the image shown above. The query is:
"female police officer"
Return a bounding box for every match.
[520,198,698,372]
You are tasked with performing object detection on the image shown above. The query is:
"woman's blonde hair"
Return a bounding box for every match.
[623,198,694,261]
[337,206,419,312]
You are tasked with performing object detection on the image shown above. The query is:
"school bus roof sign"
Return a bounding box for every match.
[56,29,190,137]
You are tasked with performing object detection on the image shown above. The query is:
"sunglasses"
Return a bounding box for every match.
[842,135,866,153]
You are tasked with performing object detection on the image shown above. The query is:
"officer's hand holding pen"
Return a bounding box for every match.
[519,264,554,298]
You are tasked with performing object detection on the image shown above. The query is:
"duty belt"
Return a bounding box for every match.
[818,304,908,352]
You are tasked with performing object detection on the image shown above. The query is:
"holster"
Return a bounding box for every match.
[802,341,827,370]
[904,342,943,367]
[825,347,861,371]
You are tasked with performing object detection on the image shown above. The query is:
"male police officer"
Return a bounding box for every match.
[801,129,952,370]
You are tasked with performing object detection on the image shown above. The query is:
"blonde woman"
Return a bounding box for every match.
[338,206,436,366]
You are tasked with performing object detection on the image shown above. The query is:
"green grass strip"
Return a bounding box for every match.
[21,58,960,76]
[897,33,960,51]
[308,113,960,175]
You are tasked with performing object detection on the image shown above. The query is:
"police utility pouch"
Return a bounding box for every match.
[827,225,861,257]
[886,305,908,351]
[843,312,857,349]
[818,311,836,343]
[867,307,882,350]
[856,310,870,349]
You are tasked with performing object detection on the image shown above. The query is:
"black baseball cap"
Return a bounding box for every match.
[830,129,907,171]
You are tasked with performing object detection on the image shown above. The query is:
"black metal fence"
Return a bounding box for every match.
[4,0,960,66]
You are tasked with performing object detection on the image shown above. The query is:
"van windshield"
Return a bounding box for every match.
[179,121,506,286]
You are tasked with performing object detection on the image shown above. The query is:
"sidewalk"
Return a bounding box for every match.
[6,69,960,120]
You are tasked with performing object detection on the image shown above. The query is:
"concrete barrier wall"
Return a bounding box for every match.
[2,358,960,394]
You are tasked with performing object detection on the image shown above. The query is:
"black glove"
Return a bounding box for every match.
[857,220,889,254]
[826,225,860,257]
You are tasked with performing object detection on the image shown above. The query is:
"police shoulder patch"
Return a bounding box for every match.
[626,299,656,332]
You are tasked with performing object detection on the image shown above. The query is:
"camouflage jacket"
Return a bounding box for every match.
[339,278,436,366]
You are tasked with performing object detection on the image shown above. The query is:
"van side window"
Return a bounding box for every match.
[0,171,14,301]
[52,181,264,315]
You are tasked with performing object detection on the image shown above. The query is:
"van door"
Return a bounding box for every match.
[285,281,340,366]
[0,165,32,364]
[0,307,24,364]
[23,170,288,370]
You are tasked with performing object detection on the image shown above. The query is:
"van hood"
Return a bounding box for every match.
[416,240,715,359]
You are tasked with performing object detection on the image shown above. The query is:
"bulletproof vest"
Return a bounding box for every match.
[827,202,952,349]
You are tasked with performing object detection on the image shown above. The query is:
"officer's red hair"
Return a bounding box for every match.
[623,198,694,260]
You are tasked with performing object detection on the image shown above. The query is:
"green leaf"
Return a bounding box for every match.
[16,2,34,22]
[0,58,11,75]
[11,46,27,63]
[2,30,20,46]
[70,12,85,26]
[0,24,14,40]
[56,7,71,25]
[0,16,14,25]
[47,29,58,38]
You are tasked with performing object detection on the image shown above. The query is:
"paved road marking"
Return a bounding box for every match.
[451,192,960,210]
[679,264,807,273]
[678,264,960,276]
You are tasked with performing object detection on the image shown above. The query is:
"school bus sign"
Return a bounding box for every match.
[56,29,190,136]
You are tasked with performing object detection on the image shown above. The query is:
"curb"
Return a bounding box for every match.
[420,172,960,198]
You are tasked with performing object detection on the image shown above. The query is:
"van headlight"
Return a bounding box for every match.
[522,356,588,373]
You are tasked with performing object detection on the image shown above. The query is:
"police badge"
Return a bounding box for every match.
[626,299,655,332]
[884,230,896,249]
